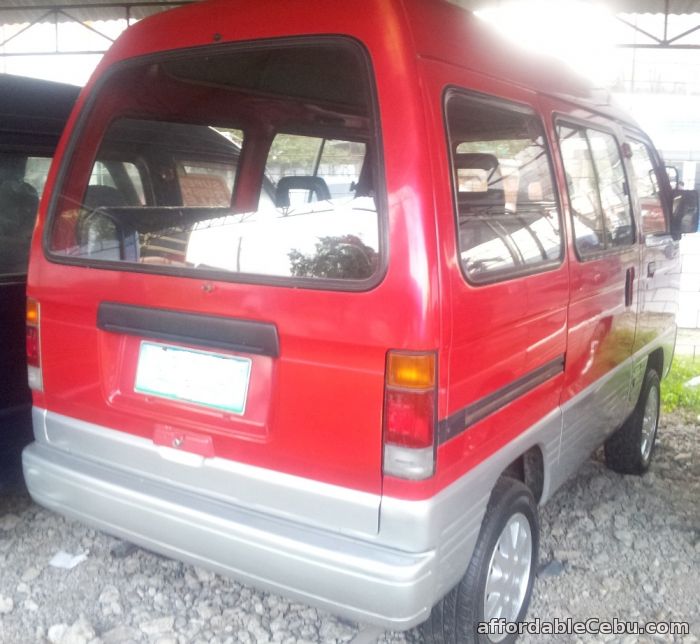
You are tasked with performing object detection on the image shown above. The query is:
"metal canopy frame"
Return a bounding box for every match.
[617,1,700,49]
[0,2,189,57]
[453,0,700,50]
[1,0,700,57]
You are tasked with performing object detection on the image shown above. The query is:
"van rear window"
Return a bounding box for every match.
[47,40,382,287]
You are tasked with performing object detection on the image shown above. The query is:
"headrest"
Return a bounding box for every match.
[0,180,39,235]
[454,152,504,195]
[275,175,331,208]
[453,152,500,173]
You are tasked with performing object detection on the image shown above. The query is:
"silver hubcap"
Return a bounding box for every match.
[640,385,659,463]
[483,512,533,641]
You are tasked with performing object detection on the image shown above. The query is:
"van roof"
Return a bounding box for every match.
[403,1,639,128]
[92,0,636,128]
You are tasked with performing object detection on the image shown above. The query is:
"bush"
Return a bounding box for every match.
[661,356,700,414]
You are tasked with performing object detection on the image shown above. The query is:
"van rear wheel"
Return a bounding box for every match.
[604,368,660,475]
[418,477,539,644]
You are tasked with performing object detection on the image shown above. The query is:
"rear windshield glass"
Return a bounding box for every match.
[48,40,382,286]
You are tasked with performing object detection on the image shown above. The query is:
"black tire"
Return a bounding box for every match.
[418,476,539,644]
[605,368,660,475]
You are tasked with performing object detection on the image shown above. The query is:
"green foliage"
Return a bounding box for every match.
[266,135,365,178]
[268,134,321,176]
[456,138,534,160]
[289,235,377,279]
[661,356,700,414]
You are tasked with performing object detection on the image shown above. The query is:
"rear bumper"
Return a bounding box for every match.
[22,404,564,628]
[23,441,435,629]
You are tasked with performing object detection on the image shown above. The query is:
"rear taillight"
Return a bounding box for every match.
[26,298,43,391]
[383,351,436,479]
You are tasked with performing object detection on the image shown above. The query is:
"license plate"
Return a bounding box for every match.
[134,341,251,414]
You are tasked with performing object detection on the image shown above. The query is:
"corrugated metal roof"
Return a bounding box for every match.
[0,0,698,27]
[0,1,192,25]
[454,0,700,14]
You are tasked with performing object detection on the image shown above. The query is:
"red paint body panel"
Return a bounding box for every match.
[32,263,436,493]
[29,0,444,499]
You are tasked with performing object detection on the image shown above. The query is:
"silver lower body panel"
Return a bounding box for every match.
[23,403,564,629]
[23,441,434,629]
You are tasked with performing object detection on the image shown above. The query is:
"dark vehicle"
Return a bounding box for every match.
[0,74,78,484]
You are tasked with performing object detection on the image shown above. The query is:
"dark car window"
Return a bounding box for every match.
[0,153,50,276]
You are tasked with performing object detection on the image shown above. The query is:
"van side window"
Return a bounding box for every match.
[558,124,634,257]
[587,130,634,247]
[628,140,669,236]
[557,126,605,255]
[446,93,562,284]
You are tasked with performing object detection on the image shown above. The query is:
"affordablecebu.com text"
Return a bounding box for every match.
[478,617,690,637]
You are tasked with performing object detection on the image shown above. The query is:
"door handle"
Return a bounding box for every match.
[625,267,635,307]
[647,261,656,278]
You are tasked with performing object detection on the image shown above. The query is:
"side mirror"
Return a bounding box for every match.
[671,189,699,239]
[665,165,680,190]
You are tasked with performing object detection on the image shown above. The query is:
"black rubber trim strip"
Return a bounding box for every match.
[97,302,279,357]
[438,355,565,445]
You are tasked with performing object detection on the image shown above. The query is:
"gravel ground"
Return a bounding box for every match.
[0,410,697,644]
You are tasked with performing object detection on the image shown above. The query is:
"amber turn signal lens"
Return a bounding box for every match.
[26,298,39,326]
[386,352,435,390]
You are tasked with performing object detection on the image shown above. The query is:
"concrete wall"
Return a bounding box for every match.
[678,233,700,330]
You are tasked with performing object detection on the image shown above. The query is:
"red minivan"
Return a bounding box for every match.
[22,1,697,641]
